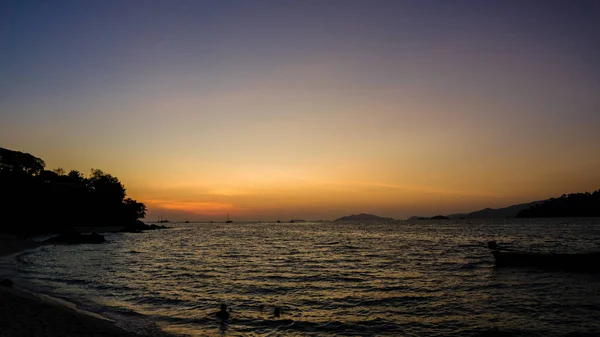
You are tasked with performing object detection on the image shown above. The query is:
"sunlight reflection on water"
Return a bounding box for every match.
[6,219,600,336]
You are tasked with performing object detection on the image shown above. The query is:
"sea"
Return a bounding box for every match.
[2,219,600,337]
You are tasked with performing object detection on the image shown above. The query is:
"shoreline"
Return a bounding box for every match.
[0,236,47,258]
[0,286,141,337]
[0,237,164,337]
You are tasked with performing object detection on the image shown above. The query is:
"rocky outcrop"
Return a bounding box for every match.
[120,220,169,233]
[0,279,13,288]
[45,230,106,244]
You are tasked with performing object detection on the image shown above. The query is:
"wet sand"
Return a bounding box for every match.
[0,287,140,337]
[0,237,145,337]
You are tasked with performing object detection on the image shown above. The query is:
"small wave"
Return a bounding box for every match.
[15,252,36,265]
[8,220,600,336]
[133,296,189,307]
[103,310,169,336]
[23,276,90,286]
[457,243,488,248]
[318,318,398,335]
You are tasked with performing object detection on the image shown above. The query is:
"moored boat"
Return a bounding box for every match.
[488,241,600,272]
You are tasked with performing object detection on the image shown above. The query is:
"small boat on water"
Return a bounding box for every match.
[488,241,600,272]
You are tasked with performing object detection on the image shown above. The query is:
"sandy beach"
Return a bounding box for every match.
[0,238,145,337]
[0,287,140,337]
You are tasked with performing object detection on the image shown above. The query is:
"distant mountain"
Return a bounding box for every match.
[407,215,449,220]
[334,213,395,222]
[446,200,546,219]
[407,200,547,220]
[407,216,429,221]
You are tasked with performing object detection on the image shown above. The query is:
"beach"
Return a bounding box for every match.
[0,287,140,337]
[0,238,141,337]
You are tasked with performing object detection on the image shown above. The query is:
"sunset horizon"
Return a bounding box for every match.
[3,2,600,336]
[2,1,599,222]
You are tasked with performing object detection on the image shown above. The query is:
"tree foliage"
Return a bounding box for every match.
[516,190,600,218]
[0,147,147,236]
[0,147,45,175]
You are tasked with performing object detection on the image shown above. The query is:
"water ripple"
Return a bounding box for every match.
[6,219,600,336]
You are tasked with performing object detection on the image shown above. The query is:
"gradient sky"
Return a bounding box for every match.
[1,0,599,221]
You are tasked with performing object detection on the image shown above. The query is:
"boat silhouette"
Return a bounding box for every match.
[488,241,600,272]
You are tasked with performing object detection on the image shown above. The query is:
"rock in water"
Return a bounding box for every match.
[1,279,14,288]
[45,230,106,244]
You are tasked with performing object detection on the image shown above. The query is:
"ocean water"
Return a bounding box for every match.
[3,219,600,336]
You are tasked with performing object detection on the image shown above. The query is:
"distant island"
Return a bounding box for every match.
[0,147,151,237]
[334,213,395,222]
[407,215,450,220]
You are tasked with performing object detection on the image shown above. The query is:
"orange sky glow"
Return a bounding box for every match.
[2,1,599,221]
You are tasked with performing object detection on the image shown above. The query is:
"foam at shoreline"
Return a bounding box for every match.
[0,285,142,337]
[0,239,170,337]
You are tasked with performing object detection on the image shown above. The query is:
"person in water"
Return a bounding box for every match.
[216,303,230,321]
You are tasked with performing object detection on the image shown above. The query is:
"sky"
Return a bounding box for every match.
[1,0,599,221]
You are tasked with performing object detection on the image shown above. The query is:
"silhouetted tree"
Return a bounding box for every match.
[53,167,66,176]
[0,147,147,237]
[0,147,45,175]
[516,190,600,218]
[122,198,147,222]
[67,170,86,185]
[89,169,126,203]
